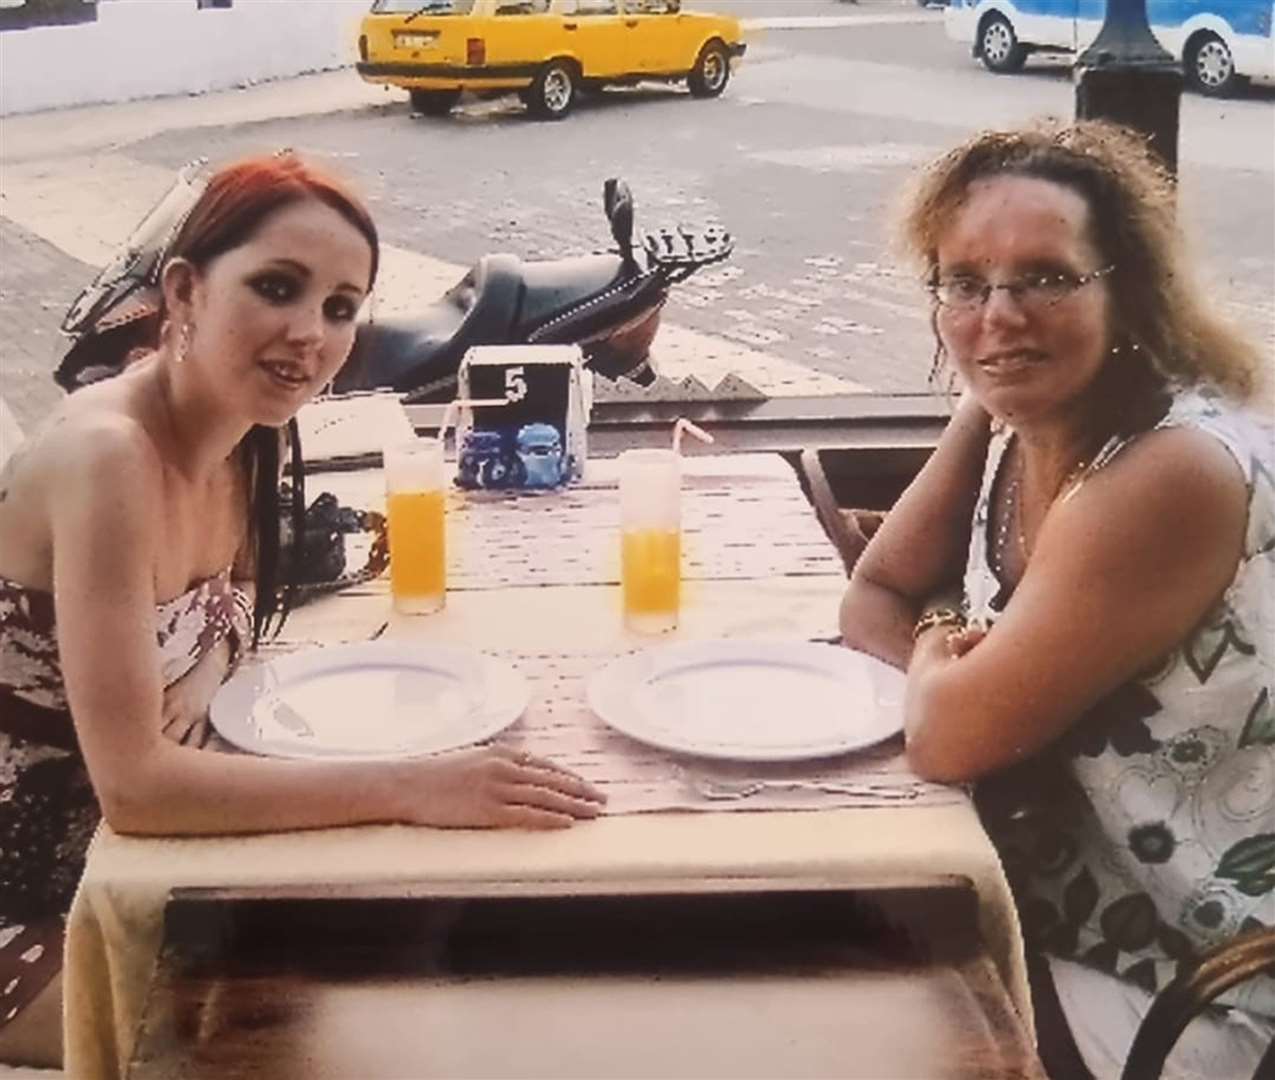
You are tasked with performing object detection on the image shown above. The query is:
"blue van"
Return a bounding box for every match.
[945,0,1275,96]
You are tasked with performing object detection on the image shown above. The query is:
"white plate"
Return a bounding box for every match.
[587,640,905,762]
[210,642,528,760]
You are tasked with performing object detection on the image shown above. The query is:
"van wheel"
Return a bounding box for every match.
[409,89,460,116]
[1186,32,1242,97]
[979,14,1026,74]
[688,40,730,97]
[527,60,577,119]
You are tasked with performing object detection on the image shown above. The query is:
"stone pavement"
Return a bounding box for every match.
[0,54,881,435]
[0,217,80,432]
[0,69,385,431]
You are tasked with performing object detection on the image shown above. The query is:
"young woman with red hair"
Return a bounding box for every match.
[0,153,603,1066]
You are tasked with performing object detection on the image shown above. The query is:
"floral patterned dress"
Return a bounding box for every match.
[0,570,251,1028]
[964,386,1275,1024]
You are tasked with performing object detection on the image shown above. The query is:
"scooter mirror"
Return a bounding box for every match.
[603,178,635,265]
[61,158,209,339]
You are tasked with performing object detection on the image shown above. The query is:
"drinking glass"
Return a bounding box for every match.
[619,448,681,633]
[384,439,446,615]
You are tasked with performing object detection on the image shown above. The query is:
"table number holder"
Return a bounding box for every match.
[455,344,591,491]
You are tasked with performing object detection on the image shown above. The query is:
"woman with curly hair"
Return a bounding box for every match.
[839,121,1273,1077]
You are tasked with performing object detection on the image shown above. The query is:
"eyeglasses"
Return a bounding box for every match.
[928,264,1115,314]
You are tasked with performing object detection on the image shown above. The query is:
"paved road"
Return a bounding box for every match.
[2,0,1272,432]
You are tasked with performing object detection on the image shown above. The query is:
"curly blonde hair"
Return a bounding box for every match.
[894,120,1265,405]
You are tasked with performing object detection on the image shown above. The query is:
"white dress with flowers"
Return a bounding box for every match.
[964,387,1275,1073]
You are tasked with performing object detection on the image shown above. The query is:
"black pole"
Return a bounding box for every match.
[1074,0,1183,177]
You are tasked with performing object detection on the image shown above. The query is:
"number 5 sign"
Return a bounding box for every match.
[456,345,590,491]
[504,366,528,403]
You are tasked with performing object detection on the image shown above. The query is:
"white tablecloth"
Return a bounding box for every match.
[62,457,1030,1078]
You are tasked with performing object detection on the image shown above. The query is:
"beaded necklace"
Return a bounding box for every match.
[991,466,1021,578]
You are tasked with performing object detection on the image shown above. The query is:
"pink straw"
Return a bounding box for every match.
[672,418,714,455]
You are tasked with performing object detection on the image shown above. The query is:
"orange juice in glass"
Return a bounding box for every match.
[384,439,446,614]
[619,448,681,634]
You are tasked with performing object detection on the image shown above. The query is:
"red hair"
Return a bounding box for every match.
[159,153,379,644]
[165,151,379,295]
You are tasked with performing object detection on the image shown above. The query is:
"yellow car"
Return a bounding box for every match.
[356,0,746,119]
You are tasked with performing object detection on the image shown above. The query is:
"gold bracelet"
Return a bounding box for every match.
[912,607,966,641]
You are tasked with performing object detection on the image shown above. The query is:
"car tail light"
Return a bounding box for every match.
[358,35,368,62]
[467,37,486,66]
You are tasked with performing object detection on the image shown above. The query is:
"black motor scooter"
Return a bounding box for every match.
[55,163,733,401]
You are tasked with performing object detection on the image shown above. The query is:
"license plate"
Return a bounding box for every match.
[395,31,438,49]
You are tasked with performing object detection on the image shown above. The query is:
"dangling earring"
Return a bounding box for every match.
[175,322,192,365]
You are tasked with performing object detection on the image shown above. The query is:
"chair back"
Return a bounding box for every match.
[1120,927,1275,1080]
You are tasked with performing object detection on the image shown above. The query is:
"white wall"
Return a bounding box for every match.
[0,0,370,115]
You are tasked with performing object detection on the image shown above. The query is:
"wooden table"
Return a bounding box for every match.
[60,452,1036,1079]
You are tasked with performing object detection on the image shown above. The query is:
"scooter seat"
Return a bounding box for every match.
[336,252,524,399]
[338,247,664,402]
[514,253,645,338]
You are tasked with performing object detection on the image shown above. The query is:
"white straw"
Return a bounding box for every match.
[672,418,714,455]
[436,397,510,448]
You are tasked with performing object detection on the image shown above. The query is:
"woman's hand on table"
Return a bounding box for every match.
[160,638,232,749]
[902,622,985,755]
[917,623,986,662]
[399,747,607,830]
[906,621,985,686]
[944,625,985,658]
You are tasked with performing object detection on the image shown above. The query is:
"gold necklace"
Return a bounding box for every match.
[1015,455,1092,559]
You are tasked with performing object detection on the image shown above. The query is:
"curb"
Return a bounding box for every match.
[0,10,942,137]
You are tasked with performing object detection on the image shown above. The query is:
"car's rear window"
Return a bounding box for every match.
[494,1,551,13]
[560,0,620,13]
[370,0,478,15]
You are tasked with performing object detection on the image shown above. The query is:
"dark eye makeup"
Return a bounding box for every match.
[249,272,299,305]
[248,270,361,324]
[322,295,360,323]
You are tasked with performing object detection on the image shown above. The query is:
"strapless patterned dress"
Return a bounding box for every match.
[0,570,250,1028]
